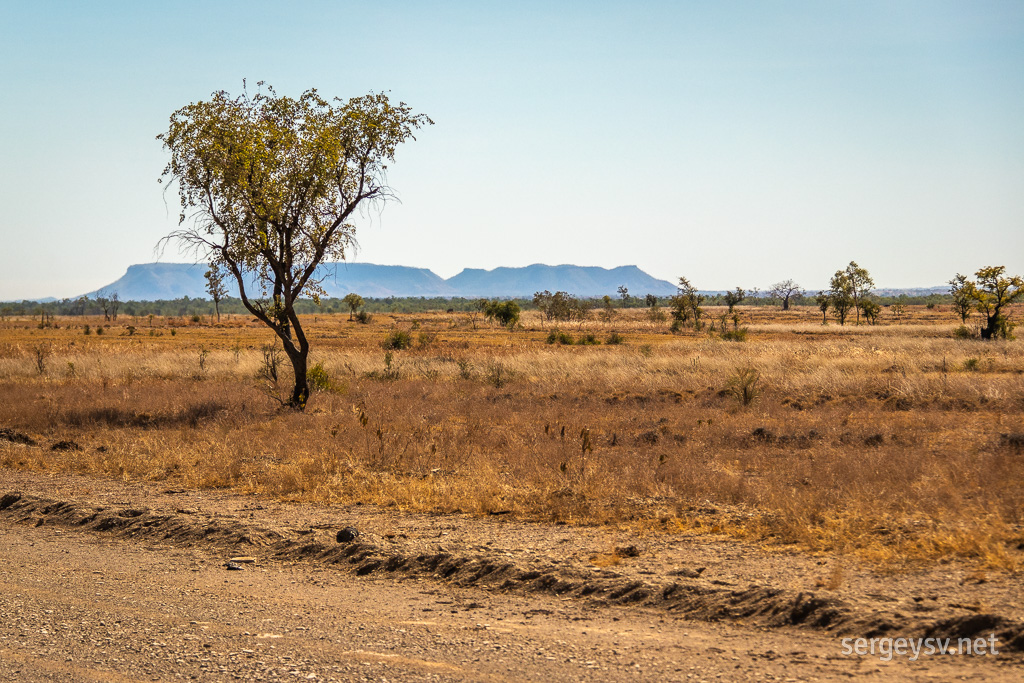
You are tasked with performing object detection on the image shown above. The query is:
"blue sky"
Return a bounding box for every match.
[1,1,1022,300]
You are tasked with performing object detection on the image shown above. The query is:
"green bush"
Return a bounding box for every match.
[307,362,328,391]
[546,330,574,345]
[577,333,601,345]
[355,310,373,324]
[720,328,748,342]
[606,332,624,345]
[953,325,974,340]
[381,329,412,350]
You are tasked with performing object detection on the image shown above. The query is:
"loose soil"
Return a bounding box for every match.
[1,471,1021,681]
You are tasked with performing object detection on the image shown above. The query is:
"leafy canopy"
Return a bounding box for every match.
[158,82,432,312]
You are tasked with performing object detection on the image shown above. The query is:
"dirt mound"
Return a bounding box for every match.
[2,490,1022,650]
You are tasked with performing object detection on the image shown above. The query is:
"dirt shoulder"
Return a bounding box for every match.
[1,470,1022,681]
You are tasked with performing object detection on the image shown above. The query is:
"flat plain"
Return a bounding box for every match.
[1,304,1022,679]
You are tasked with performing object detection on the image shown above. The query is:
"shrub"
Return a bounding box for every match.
[546,330,574,345]
[720,328,748,342]
[96,326,105,335]
[726,367,761,406]
[953,325,974,340]
[381,330,412,350]
[577,333,601,345]
[962,357,981,372]
[191,314,201,323]
[606,332,624,345]
[355,310,373,324]
[307,362,333,392]
[83,324,92,335]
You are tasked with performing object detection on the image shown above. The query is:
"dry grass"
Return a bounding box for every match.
[1,305,1022,569]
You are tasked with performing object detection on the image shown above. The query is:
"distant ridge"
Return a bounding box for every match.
[80,262,679,301]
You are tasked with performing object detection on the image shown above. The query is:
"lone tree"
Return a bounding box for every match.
[969,266,1023,339]
[769,279,803,311]
[843,261,874,324]
[828,270,855,325]
[342,293,365,321]
[204,264,228,322]
[159,83,430,408]
[723,287,745,313]
[948,273,974,325]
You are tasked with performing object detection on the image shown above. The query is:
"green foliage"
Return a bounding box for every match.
[546,330,574,345]
[577,333,601,345]
[355,310,373,324]
[306,361,336,392]
[720,328,748,341]
[953,325,974,340]
[962,357,981,372]
[343,293,365,321]
[381,329,412,350]
[483,300,521,329]
[968,266,1023,340]
[948,273,974,324]
[723,287,745,313]
[828,271,855,325]
[844,261,875,324]
[671,276,705,331]
[204,264,228,322]
[606,331,624,345]
[858,298,881,325]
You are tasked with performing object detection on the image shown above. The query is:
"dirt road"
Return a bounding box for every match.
[0,473,1020,681]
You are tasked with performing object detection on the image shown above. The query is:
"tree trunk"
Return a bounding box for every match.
[782,297,790,311]
[285,347,309,409]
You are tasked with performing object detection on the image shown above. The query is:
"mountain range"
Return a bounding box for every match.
[82,263,680,301]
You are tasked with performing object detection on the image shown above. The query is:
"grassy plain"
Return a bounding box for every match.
[1,304,1022,569]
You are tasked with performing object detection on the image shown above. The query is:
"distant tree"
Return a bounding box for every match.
[204,265,228,322]
[617,285,630,308]
[600,295,617,322]
[828,271,855,325]
[342,293,365,321]
[644,293,658,307]
[671,276,704,332]
[95,290,116,321]
[723,287,745,313]
[858,297,881,325]
[769,279,803,311]
[844,261,874,324]
[948,273,974,324]
[158,83,430,409]
[814,291,830,324]
[483,300,520,329]
[969,266,1023,339]
[891,302,907,323]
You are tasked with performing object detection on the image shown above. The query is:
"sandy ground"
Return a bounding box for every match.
[1,470,1021,681]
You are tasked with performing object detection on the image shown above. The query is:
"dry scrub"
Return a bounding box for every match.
[1,306,1022,568]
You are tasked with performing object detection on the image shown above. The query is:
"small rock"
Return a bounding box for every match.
[229,556,256,564]
[614,545,641,558]
[225,562,245,571]
[669,566,706,579]
[336,527,359,543]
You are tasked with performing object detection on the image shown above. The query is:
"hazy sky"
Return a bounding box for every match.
[2,1,1022,300]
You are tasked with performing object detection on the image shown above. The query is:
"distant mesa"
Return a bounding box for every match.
[83,262,680,301]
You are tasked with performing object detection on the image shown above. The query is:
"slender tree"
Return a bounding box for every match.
[158,83,430,408]
[204,264,228,322]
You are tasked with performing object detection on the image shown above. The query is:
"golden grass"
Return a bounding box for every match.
[1,305,1022,569]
